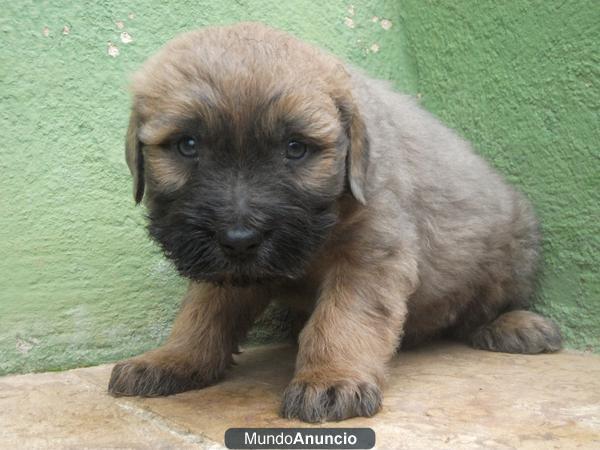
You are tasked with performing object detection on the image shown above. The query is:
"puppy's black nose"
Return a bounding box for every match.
[218,226,263,257]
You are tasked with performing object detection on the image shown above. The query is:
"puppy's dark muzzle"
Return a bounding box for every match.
[217,225,264,259]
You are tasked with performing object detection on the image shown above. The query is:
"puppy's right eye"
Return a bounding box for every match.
[177,136,199,157]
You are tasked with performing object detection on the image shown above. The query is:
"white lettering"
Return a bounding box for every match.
[244,432,257,445]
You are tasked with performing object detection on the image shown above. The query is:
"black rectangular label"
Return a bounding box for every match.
[224,428,375,449]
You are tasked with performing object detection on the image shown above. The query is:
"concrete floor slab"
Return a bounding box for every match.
[1,342,599,449]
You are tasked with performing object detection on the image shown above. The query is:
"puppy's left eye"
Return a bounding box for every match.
[177,136,199,157]
[285,140,308,160]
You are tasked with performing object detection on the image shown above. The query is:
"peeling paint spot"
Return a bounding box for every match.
[347,5,355,16]
[115,20,125,30]
[380,19,393,30]
[372,16,379,23]
[16,336,39,355]
[107,42,119,57]
[120,31,133,44]
[344,17,355,29]
[128,12,135,20]
[62,25,70,35]
[42,26,50,37]
[150,259,176,278]
[370,43,380,53]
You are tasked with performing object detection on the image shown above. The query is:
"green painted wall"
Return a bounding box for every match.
[0,0,597,375]
[399,1,599,351]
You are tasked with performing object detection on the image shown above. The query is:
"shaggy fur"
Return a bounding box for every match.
[109,22,562,422]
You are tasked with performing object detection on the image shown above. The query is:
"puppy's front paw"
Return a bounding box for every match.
[108,351,222,397]
[281,376,382,423]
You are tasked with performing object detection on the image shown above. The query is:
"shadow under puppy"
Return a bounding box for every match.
[109,22,562,423]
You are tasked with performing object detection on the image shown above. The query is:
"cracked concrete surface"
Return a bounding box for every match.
[1,342,599,449]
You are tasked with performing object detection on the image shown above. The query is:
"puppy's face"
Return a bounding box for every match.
[126,23,368,284]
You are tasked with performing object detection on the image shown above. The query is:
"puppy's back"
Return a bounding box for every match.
[351,70,540,313]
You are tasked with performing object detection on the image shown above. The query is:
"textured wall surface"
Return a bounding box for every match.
[0,0,597,375]
[400,1,599,351]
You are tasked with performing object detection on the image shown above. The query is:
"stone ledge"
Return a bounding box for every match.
[1,342,599,449]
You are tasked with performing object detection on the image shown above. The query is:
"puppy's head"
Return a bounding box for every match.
[126,23,369,284]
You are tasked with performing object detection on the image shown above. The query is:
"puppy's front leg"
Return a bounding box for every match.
[109,282,270,396]
[282,257,415,422]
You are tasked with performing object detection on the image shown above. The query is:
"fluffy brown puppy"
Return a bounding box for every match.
[109,22,562,422]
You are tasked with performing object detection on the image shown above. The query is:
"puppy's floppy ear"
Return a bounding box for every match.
[336,95,370,205]
[125,109,145,204]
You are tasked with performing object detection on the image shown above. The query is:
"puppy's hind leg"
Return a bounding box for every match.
[468,310,562,354]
